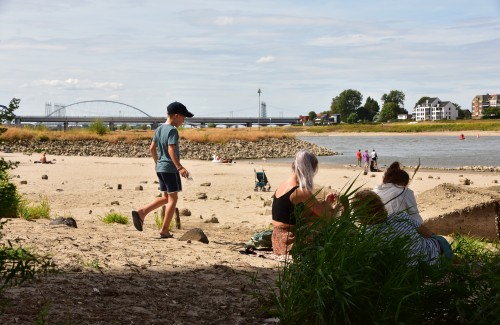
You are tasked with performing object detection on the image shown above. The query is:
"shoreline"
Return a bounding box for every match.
[295,130,500,137]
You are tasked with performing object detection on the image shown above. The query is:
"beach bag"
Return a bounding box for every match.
[245,230,273,250]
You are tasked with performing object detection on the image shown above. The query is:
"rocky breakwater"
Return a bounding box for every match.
[3,137,336,159]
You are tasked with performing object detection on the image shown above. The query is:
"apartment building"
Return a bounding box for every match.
[414,97,458,121]
[472,94,499,119]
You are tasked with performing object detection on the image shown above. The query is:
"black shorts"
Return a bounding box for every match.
[156,172,182,193]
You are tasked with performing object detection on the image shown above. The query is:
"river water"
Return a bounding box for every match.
[296,135,500,169]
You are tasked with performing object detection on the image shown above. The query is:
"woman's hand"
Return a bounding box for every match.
[325,192,337,204]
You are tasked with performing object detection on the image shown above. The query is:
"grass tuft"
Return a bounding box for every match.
[18,195,51,220]
[101,212,129,224]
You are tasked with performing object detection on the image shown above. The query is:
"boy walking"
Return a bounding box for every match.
[132,101,194,238]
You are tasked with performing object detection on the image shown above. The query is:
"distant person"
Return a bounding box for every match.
[356,149,362,167]
[459,133,465,140]
[351,189,451,265]
[132,101,194,239]
[362,150,370,173]
[34,152,54,164]
[371,149,378,169]
[271,150,338,258]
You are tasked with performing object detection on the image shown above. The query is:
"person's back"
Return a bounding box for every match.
[367,211,440,265]
[373,161,422,224]
[352,189,441,265]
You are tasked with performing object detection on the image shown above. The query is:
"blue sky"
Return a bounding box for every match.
[1,0,499,118]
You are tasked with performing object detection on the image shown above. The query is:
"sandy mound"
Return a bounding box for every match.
[418,184,500,240]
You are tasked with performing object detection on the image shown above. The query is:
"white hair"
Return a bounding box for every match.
[293,149,318,192]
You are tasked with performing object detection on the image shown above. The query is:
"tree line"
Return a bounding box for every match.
[308,90,471,123]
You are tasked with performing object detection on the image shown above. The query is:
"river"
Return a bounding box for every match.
[296,134,500,169]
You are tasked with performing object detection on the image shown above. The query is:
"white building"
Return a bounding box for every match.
[414,97,458,121]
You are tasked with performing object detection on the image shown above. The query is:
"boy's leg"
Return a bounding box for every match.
[137,195,169,221]
[160,192,178,236]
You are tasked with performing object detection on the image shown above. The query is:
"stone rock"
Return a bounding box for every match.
[263,200,272,207]
[459,178,471,185]
[178,228,209,244]
[117,184,122,190]
[42,174,48,180]
[20,180,27,185]
[197,193,208,199]
[179,208,191,216]
[49,216,78,228]
[204,216,219,223]
[111,201,120,205]
[200,182,211,187]
[135,185,143,191]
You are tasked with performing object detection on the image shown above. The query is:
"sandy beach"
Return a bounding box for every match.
[1,152,499,324]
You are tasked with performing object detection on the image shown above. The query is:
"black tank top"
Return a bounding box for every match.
[272,186,302,225]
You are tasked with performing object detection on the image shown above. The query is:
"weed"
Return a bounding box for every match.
[82,259,101,271]
[101,212,128,225]
[18,195,51,220]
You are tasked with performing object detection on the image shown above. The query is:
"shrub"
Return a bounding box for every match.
[270,186,500,324]
[0,244,56,291]
[0,177,20,218]
[18,195,51,220]
[102,211,129,224]
[88,119,109,135]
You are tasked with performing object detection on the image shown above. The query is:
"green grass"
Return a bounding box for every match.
[267,184,500,324]
[154,210,174,230]
[18,195,51,220]
[101,212,129,225]
[82,259,101,271]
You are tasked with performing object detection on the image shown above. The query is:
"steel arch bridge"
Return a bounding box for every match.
[47,100,152,117]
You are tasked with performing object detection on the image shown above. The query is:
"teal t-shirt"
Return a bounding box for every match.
[153,123,180,173]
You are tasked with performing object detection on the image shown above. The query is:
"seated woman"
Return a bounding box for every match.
[373,161,422,224]
[271,149,337,257]
[351,190,450,265]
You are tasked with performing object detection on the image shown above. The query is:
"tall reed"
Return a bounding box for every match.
[270,183,500,324]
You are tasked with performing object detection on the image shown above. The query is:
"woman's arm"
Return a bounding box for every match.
[404,189,423,224]
[292,189,336,219]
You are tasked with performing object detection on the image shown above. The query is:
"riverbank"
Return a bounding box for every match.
[1,153,499,323]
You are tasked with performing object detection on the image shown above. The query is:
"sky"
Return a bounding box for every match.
[1,0,499,118]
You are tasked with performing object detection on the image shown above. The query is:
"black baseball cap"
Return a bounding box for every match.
[167,101,194,118]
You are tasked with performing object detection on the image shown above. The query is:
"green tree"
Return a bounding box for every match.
[308,111,317,123]
[382,90,405,107]
[379,102,400,122]
[347,112,358,124]
[88,119,109,135]
[357,97,379,122]
[0,98,19,124]
[415,96,431,107]
[331,89,363,122]
[482,107,500,119]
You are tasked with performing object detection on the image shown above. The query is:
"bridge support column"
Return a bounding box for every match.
[109,122,115,131]
[64,121,68,131]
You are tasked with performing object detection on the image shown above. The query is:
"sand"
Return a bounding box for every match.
[1,152,499,324]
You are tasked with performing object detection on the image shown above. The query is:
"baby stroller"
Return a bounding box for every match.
[254,168,271,192]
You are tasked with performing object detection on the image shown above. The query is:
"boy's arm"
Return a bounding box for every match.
[150,141,158,164]
[168,144,189,177]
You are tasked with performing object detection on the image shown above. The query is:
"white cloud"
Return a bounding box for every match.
[256,56,276,64]
[214,16,234,25]
[22,79,124,91]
